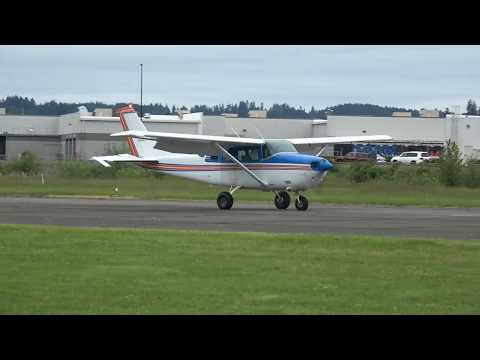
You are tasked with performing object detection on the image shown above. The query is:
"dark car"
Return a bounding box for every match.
[335,152,377,162]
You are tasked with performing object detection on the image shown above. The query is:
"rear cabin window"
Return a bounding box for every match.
[421,153,429,157]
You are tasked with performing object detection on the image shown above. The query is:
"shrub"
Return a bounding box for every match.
[54,160,163,179]
[343,161,440,185]
[461,160,480,188]
[4,152,42,176]
[394,164,439,185]
[438,140,463,186]
[345,162,378,183]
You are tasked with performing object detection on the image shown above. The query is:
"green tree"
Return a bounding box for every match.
[438,140,463,186]
[466,99,477,115]
[238,101,249,117]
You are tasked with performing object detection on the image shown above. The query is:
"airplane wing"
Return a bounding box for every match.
[287,135,392,145]
[111,130,265,155]
[287,135,393,153]
[91,153,158,167]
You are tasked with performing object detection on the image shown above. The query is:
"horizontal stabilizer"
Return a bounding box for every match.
[90,154,158,167]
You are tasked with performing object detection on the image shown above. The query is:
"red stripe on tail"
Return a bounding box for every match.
[117,104,139,157]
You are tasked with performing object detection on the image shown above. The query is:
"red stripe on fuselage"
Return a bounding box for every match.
[138,162,311,172]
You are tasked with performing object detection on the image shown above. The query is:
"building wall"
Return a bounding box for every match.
[453,117,480,159]
[58,112,81,135]
[5,135,61,161]
[203,116,314,138]
[326,115,447,142]
[0,115,59,135]
[2,110,479,161]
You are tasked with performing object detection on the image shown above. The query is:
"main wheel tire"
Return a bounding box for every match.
[274,191,291,210]
[217,192,234,210]
[295,195,309,211]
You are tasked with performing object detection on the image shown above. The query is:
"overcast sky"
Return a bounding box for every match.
[1,45,479,112]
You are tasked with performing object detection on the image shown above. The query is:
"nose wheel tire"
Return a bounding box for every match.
[274,191,291,210]
[217,192,234,210]
[295,195,309,211]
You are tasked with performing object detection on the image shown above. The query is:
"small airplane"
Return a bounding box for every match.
[92,104,392,210]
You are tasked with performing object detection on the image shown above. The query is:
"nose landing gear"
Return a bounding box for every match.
[217,192,234,210]
[294,195,309,211]
[217,186,240,210]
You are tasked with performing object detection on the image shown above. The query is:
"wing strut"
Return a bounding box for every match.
[214,143,269,187]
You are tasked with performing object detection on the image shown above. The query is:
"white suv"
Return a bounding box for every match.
[391,151,432,165]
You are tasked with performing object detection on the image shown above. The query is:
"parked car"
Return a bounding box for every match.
[376,154,387,163]
[335,152,376,162]
[335,152,387,164]
[390,151,432,164]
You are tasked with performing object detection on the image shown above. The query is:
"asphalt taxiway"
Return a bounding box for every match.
[1,197,479,240]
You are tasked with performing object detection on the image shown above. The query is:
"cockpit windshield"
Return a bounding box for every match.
[264,140,298,158]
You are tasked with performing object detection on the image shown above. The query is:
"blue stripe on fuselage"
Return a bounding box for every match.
[263,152,333,171]
[214,152,333,171]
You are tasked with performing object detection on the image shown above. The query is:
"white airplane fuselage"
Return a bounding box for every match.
[136,152,331,191]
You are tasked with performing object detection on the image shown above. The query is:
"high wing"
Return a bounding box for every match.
[111,130,265,155]
[111,131,392,155]
[288,135,392,145]
[287,135,393,153]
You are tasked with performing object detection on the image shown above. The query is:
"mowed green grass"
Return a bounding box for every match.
[2,173,480,207]
[0,224,479,314]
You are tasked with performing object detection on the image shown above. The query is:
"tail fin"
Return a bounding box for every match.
[118,105,170,157]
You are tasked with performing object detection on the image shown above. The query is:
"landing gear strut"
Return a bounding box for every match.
[274,191,291,209]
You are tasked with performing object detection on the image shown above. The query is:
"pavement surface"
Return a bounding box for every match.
[1,197,480,240]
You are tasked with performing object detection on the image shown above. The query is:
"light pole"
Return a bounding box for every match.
[140,63,143,119]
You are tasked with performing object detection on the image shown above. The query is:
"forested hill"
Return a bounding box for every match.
[0,96,431,118]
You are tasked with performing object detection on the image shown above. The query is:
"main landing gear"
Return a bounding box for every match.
[274,191,309,211]
[294,195,308,211]
[274,191,290,209]
[217,187,309,211]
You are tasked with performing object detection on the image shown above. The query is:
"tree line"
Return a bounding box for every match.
[466,99,480,115]
[0,95,453,119]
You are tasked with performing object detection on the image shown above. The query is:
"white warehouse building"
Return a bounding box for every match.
[0,106,479,161]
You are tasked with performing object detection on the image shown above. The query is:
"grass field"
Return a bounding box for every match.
[2,173,480,207]
[0,224,479,314]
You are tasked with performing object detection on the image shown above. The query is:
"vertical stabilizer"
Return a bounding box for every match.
[118,104,170,157]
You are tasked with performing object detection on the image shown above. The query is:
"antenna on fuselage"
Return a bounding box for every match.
[316,146,327,157]
[252,125,265,140]
[226,121,241,138]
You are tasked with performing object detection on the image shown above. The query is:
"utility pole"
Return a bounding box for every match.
[140,63,143,119]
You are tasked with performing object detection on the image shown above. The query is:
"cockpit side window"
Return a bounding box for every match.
[226,145,262,162]
[262,145,271,158]
[265,140,298,156]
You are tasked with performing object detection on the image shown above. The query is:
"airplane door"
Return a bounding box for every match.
[221,147,240,186]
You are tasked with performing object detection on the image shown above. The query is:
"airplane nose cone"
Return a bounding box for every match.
[321,159,334,171]
[311,158,334,171]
